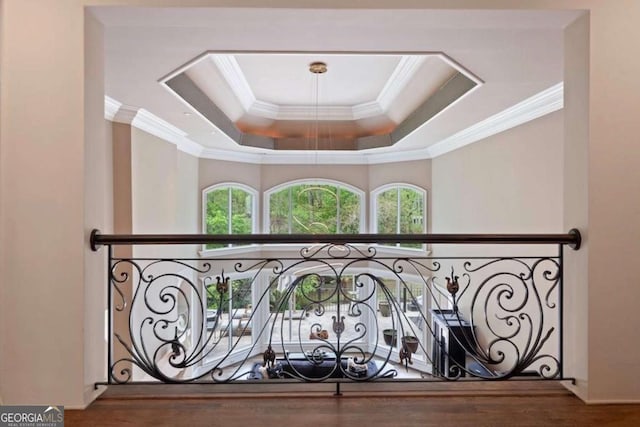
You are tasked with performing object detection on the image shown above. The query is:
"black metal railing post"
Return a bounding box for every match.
[107,244,113,385]
[559,243,564,380]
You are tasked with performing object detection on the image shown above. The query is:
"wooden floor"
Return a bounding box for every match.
[67,383,640,426]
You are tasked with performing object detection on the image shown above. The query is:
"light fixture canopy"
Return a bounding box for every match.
[309,61,328,74]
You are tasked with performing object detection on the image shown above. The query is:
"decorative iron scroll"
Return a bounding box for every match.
[105,243,563,384]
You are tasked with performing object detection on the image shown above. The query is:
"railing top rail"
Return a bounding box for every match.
[90,228,581,251]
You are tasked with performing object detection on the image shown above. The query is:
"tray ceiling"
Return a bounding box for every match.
[93,7,581,163]
[164,52,478,150]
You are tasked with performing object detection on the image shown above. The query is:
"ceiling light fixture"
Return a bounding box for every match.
[309,61,327,155]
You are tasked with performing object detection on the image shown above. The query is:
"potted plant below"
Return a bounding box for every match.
[383,329,397,346]
[378,301,391,317]
[402,335,419,353]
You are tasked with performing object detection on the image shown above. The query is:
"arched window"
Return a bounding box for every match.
[202,183,257,249]
[266,180,364,234]
[372,184,426,248]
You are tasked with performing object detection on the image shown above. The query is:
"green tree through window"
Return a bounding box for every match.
[268,182,362,234]
[204,186,254,249]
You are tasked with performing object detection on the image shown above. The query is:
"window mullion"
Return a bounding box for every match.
[396,188,401,246]
[336,186,341,233]
[288,188,292,234]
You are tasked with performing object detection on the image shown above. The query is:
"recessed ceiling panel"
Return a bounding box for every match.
[236,54,402,106]
[166,51,478,150]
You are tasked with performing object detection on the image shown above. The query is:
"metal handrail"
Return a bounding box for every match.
[90,228,581,251]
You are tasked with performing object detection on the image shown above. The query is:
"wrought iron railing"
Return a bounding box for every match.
[91,229,581,391]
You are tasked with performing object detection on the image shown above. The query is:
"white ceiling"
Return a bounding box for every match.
[93,7,581,162]
[236,54,402,106]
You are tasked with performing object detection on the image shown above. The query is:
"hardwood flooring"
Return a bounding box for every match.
[66,383,640,426]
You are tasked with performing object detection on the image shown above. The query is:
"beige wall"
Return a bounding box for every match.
[130,128,199,257]
[0,1,86,407]
[585,1,640,402]
[176,150,199,236]
[112,122,133,235]
[260,164,370,192]
[368,160,432,192]
[83,12,110,404]
[131,128,177,234]
[1,0,640,407]
[432,110,564,236]
[563,13,589,400]
[199,158,261,192]
[0,0,5,405]
[110,121,134,384]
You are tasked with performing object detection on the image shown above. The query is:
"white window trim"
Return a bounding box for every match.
[263,178,366,235]
[370,183,428,252]
[201,182,259,254]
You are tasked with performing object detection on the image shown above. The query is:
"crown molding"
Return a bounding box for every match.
[352,101,384,120]
[199,147,264,163]
[249,100,358,121]
[209,53,425,122]
[104,96,122,121]
[426,82,564,158]
[105,81,562,165]
[131,108,187,140]
[251,55,424,121]
[260,151,369,165]
[104,98,204,157]
[199,147,373,165]
[212,54,256,111]
[131,109,204,157]
[364,147,432,164]
[376,56,426,111]
[278,105,355,120]
[112,105,139,124]
[172,137,207,158]
[247,100,279,120]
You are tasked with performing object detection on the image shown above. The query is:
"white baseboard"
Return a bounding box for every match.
[70,384,108,410]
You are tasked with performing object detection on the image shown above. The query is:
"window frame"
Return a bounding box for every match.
[263,178,366,235]
[370,183,427,250]
[201,182,258,252]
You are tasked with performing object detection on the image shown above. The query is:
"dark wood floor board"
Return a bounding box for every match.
[67,394,640,427]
